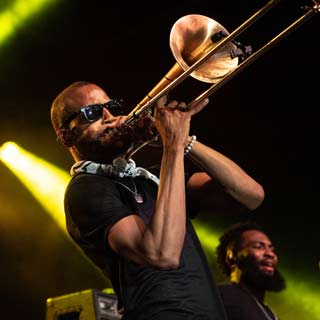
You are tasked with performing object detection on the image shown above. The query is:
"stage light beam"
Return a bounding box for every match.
[0,141,70,231]
[0,0,57,45]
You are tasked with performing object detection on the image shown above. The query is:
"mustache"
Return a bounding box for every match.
[101,123,134,139]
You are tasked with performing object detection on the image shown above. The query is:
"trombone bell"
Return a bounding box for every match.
[170,14,239,83]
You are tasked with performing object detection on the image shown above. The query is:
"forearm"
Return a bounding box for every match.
[143,145,186,267]
[187,138,265,210]
[108,97,211,268]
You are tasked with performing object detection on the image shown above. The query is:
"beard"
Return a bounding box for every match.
[74,128,134,163]
[238,255,286,292]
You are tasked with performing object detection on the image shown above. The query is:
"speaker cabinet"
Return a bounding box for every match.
[46,289,122,320]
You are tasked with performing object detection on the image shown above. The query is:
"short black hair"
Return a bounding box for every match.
[50,81,94,133]
[216,221,264,276]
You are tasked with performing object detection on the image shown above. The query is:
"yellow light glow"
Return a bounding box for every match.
[276,277,320,319]
[0,141,70,231]
[0,0,57,44]
[192,221,221,250]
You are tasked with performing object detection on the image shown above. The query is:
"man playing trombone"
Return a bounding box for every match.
[51,80,265,319]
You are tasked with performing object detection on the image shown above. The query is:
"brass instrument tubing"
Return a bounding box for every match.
[190,4,319,106]
[125,0,281,126]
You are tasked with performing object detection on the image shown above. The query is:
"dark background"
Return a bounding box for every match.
[0,0,319,319]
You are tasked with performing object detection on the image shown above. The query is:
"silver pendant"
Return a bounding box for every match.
[134,193,144,204]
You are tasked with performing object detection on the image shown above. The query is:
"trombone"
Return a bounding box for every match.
[123,0,319,156]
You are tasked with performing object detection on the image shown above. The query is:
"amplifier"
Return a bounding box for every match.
[46,288,122,320]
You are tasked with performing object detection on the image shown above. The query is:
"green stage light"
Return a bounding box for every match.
[192,220,221,252]
[0,0,57,44]
[0,141,70,231]
[278,276,320,319]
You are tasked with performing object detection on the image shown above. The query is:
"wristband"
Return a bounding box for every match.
[184,135,197,156]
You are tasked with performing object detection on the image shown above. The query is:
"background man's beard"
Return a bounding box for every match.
[239,256,286,292]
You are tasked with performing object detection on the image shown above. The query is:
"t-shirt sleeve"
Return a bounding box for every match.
[65,174,133,251]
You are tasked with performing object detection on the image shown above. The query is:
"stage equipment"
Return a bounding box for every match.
[46,289,122,320]
[119,0,319,158]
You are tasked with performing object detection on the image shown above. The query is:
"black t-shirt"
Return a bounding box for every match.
[217,283,278,320]
[65,173,227,320]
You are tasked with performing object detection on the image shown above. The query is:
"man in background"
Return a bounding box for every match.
[216,221,286,320]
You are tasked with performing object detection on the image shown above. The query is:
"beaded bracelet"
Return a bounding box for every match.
[184,135,197,156]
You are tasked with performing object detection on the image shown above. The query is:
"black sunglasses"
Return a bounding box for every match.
[59,98,125,129]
